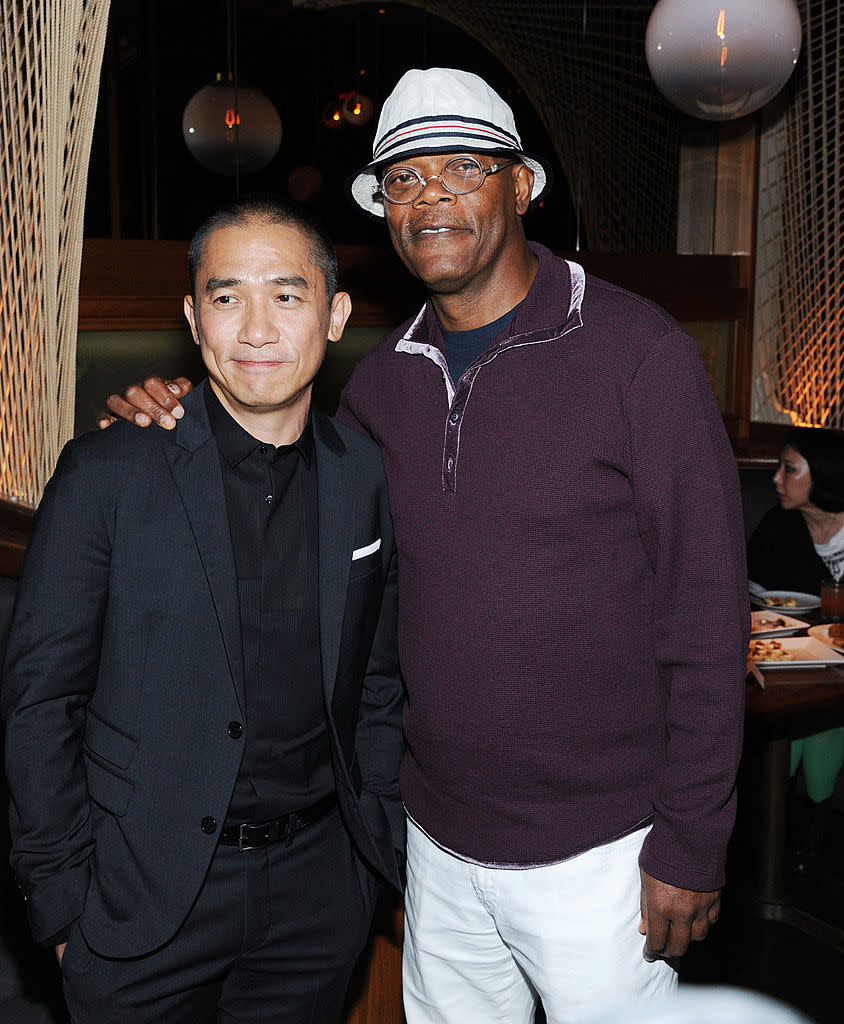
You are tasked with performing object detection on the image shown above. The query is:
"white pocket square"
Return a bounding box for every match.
[352,538,381,561]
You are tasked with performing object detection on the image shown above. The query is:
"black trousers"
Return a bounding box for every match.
[60,807,379,1023]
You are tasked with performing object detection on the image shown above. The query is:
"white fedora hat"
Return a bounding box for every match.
[347,67,552,218]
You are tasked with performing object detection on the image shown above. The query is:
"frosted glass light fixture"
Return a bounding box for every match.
[645,0,802,120]
[182,75,282,175]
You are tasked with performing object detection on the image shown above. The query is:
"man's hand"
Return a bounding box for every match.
[639,870,721,961]
[55,942,66,965]
[98,377,193,430]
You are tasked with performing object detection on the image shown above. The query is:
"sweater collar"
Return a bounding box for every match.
[401,242,583,352]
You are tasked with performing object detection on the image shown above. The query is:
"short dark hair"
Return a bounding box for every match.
[187,193,339,305]
[786,427,844,513]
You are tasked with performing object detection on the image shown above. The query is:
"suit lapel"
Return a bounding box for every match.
[164,383,246,714]
[161,395,350,714]
[314,412,352,705]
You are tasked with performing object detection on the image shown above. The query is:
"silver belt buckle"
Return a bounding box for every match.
[238,823,257,852]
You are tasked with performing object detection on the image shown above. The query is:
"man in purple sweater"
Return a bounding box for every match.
[105,68,749,1023]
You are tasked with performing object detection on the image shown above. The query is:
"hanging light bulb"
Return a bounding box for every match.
[321,100,344,131]
[341,92,374,126]
[645,0,802,121]
[182,74,282,176]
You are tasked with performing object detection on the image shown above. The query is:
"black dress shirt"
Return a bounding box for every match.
[205,386,333,824]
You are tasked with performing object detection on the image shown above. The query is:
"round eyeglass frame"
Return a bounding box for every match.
[374,155,518,205]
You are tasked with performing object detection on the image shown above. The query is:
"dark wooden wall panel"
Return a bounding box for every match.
[79,240,749,329]
[0,499,33,578]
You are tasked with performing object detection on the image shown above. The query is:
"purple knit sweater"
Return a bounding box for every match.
[337,243,748,890]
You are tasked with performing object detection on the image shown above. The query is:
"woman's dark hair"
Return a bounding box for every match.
[187,192,338,305]
[786,427,844,513]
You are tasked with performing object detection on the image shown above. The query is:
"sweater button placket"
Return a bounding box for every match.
[444,397,465,492]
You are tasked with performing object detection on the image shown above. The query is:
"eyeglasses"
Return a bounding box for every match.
[374,155,518,205]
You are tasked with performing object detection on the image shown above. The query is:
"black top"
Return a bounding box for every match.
[747,505,828,595]
[205,386,333,823]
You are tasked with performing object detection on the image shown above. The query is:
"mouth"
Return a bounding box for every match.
[408,222,468,239]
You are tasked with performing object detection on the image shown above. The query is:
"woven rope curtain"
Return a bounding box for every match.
[1,0,111,506]
[297,0,681,253]
[754,0,844,428]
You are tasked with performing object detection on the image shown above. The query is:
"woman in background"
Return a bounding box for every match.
[748,427,844,594]
[748,427,844,872]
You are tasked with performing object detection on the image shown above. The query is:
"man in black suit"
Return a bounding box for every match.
[1,195,404,1023]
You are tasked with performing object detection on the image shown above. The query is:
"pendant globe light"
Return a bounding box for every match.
[339,20,373,127]
[645,0,802,120]
[183,75,282,176]
[182,0,281,177]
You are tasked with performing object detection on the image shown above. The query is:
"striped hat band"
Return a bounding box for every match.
[373,114,523,163]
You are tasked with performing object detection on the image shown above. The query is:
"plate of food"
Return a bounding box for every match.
[749,590,821,612]
[748,635,844,668]
[807,623,844,653]
[750,610,809,638]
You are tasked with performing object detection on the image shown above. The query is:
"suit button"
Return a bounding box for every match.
[200,816,217,835]
[227,721,243,739]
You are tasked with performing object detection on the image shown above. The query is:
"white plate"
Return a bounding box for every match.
[749,590,821,613]
[748,635,844,668]
[807,624,844,654]
[750,610,810,638]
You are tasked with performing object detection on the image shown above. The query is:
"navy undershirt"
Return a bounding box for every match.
[440,304,520,384]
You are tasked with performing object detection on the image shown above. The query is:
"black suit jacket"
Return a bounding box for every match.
[1,383,404,958]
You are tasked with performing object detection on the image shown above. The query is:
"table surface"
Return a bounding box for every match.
[746,663,844,740]
[746,609,844,739]
[743,645,844,922]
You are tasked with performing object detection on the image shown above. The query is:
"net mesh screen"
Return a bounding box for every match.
[1,0,111,506]
[753,0,843,428]
[299,0,682,252]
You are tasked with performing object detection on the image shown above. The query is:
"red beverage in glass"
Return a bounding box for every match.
[821,579,844,621]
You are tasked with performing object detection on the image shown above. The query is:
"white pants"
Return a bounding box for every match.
[403,819,677,1024]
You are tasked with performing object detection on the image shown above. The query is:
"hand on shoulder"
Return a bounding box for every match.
[98,377,193,430]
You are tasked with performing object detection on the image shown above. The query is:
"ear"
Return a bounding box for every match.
[184,295,200,346]
[513,163,534,216]
[327,291,352,343]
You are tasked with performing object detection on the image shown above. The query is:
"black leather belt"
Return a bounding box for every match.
[218,793,337,851]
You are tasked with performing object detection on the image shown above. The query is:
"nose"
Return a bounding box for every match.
[240,301,279,347]
[413,174,454,206]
